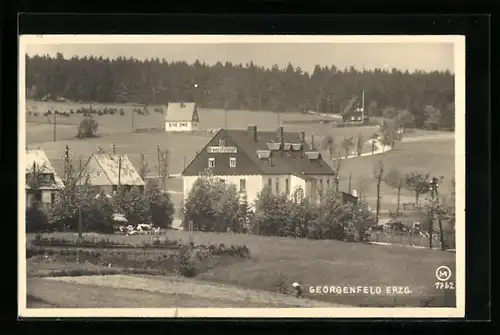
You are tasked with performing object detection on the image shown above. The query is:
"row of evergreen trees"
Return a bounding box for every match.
[25,53,455,129]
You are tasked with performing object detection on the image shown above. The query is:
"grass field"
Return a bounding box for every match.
[25,99,337,143]
[26,231,456,307]
[335,138,455,212]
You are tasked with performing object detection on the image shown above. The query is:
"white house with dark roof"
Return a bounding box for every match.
[164,102,200,132]
[181,125,350,209]
[25,148,65,208]
[77,153,145,195]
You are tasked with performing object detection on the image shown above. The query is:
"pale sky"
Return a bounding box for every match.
[25,42,454,74]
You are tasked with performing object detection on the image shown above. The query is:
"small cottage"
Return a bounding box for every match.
[164,102,200,132]
[25,148,65,207]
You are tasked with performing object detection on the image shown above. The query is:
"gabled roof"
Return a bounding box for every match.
[165,102,198,122]
[25,148,65,189]
[81,153,145,186]
[25,148,56,174]
[182,127,335,177]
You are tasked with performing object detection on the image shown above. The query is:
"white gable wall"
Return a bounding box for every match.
[165,121,198,132]
[80,156,112,186]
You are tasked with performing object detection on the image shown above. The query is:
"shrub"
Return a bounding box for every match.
[183,170,243,232]
[33,112,38,116]
[26,202,51,233]
[177,245,197,277]
[272,272,290,294]
[145,186,175,228]
[77,116,99,138]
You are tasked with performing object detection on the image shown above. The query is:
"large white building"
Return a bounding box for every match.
[164,102,200,132]
[25,148,65,208]
[181,125,341,209]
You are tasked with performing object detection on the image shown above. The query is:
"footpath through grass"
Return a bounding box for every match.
[26,231,456,307]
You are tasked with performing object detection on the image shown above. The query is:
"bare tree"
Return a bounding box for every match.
[355,176,372,202]
[159,149,170,191]
[404,172,431,207]
[356,133,364,156]
[333,153,342,192]
[321,134,336,160]
[138,152,149,181]
[384,166,406,215]
[373,160,384,225]
[341,136,354,159]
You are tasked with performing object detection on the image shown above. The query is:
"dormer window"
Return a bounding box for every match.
[230,157,236,168]
[305,151,320,160]
[208,157,215,168]
[256,150,271,159]
[266,142,281,151]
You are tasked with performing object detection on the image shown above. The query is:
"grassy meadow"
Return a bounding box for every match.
[26,231,456,307]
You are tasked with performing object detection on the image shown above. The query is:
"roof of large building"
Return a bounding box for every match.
[25,148,65,189]
[182,126,336,177]
[80,153,145,186]
[164,102,199,122]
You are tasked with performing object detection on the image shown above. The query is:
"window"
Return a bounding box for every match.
[50,192,56,204]
[208,157,215,168]
[326,178,330,189]
[219,179,225,183]
[285,178,290,195]
[34,191,42,202]
[275,178,280,194]
[268,178,272,189]
[239,179,246,192]
[219,138,226,147]
[230,157,236,168]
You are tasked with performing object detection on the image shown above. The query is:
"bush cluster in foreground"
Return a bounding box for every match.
[27,237,251,278]
[183,170,374,242]
[26,183,175,235]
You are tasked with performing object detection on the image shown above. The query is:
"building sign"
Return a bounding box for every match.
[207,146,237,154]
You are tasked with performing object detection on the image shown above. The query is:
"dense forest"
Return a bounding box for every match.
[25,53,455,130]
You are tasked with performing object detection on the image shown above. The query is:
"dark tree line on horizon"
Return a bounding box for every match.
[26,53,455,130]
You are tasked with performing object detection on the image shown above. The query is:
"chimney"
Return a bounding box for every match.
[276,126,284,156]
[276,126,284,145]
[247,125,258,142]
[311,134,315,150]
[299,131,305,144]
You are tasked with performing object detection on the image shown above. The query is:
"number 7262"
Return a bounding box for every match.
[435,282,455,290]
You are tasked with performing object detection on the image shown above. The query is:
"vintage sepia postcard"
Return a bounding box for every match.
[18,34,465,318]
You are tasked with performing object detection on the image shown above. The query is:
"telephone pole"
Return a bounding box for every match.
[348,172,352,194]
[64,145,69,182]
[131,109,135,133]
[361,90,365,123]
[53,111,57,142]
[118,156,122,187]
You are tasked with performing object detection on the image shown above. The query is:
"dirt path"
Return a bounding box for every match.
[30,274,344,308]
